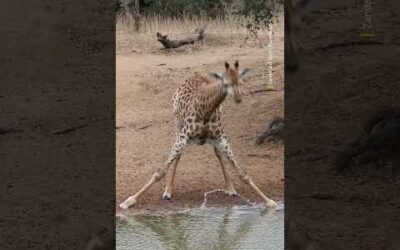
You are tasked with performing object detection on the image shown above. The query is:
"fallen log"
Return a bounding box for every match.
[156,28,205,49]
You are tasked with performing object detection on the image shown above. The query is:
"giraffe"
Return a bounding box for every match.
[119,61,277,209]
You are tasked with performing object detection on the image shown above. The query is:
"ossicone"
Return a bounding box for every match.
[225,61,230,70]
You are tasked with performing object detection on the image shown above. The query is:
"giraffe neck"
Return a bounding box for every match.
[197,81,227,119]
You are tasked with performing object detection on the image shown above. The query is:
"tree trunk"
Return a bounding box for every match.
[123,0,140,32]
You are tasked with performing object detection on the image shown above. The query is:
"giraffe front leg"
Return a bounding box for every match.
[213,147,238,197]
[215,136,277,208]
[119,135,188,209]
[162,155,181,200]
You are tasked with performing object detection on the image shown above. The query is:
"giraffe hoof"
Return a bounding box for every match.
[119,203,129,210]
[119,196,137,210]
[225,190,238,197]
[265,199,278,208]
[162,192,171,200]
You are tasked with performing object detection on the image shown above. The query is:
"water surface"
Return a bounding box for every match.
[116,204,284,250]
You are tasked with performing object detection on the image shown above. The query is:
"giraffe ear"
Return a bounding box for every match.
[225,62,230,70]
[209,72,223,80]
[239,68,250,78]
[234,60,239,69]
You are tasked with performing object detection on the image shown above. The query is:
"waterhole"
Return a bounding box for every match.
[116,204,284,250]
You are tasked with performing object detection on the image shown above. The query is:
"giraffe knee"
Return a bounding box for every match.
[239,174,251,184]
[152,172,164,182]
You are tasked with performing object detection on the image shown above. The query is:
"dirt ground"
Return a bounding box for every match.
[286,1,400,249]
[116,20,284,215]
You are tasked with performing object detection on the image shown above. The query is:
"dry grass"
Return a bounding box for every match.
[117,13,247,36]
[116,13,283,54]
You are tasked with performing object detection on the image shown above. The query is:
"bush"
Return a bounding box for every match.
[242,0,283,36]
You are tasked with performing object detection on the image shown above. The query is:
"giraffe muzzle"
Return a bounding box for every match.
[232,86,242,103]
[233,92,242,103]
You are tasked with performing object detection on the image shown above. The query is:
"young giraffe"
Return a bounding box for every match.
[119,61,277,209]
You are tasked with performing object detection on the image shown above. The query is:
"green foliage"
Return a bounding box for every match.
[241,0,283,36]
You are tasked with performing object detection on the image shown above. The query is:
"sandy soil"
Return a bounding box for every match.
[116,23,284,215]
[286,1,400,249]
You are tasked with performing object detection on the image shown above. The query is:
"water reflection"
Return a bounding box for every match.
[117,205,284,250]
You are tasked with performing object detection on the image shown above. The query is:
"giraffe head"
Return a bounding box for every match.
[209,60,250,104]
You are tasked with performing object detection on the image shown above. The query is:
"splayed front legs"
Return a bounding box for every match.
[119,135,187,209]
[119,132,277,209]
[214,136,277,208]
